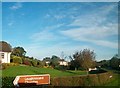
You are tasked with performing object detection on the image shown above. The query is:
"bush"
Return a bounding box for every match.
[23,59,32,66]
[31,60,37,67]
[2,63,18,70]
[10,56,22,64]
[36,61,44,67]
[89,69,107,74]
[50,72,113,86]
[2,77,15,87]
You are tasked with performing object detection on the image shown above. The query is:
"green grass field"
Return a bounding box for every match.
[2,65,87,77]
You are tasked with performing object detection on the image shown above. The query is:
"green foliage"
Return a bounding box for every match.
[50,55,60,68]
[1,63,18,70]
[70,49,96,70]
[89,69,107,74]
[2,77,14,87]
[110,54,120,70]
[97,54,120,71]
[36,60,44,67]
[11,47,26,57]
[51,72,113,86]
[31,60,37,67]
[97,60,110,68]
[23,58,32,66]
[10,55,22,64]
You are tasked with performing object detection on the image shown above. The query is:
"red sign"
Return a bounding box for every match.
[13,74,50,87]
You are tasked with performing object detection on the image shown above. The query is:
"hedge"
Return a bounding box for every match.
[1,72,114,87]
[50,72,113,86]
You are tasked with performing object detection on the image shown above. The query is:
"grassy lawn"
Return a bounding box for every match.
[2,65,87,77]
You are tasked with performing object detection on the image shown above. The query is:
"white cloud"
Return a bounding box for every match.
[69,4,117,27]
[60,3,118,49]
[10,3,22,10]
[30,24,64,42]
[45,14,51,18]
[61,23,118,49]
[54,15,65,20]
[26,3,118,61]
[31,30,56,42]
[8,22,13,26]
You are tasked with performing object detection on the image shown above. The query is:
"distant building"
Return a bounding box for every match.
[0,41,12,63]
[45,61,50,64]
[89,67,97,71]
[59,60,68,66]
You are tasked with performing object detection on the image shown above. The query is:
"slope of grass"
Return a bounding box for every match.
[2,65,87,77]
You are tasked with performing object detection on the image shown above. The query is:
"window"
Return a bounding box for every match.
[0,53,4,59]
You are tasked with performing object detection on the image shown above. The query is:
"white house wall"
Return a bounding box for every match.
[0,52,11,63]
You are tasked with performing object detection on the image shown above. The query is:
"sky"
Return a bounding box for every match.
[2,2,118,61]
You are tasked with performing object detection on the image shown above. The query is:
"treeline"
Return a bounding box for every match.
[3,41,120,71]
[10,46,97,71]
[10,47,44,67]
[97,54,120,70]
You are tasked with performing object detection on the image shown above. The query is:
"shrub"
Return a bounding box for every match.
[10,56,22,64]
[23,59,32,66]
[2,77,15,87]
[50,72,113,86]
[2,63,18,70]
[89,69,107,74]
[36,61,44,67]
[31,60,37,67]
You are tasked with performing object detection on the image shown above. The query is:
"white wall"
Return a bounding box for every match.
[0,52,11,63]
[59,61,68,66]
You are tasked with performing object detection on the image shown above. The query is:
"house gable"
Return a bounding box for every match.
[0,41,12,63]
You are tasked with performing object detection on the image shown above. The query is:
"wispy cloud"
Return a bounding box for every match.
[30,24,64,42]
[31,30,56,42]
[61,23,118,49]
[8,21,14,26]
[69,4,117,27]
[9,2,22,10]
[60,4,118,49]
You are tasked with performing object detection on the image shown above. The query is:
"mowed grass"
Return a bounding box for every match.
[2,66,87,77]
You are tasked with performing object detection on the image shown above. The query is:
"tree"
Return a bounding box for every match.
[50,55,60,68]
[110,54,120,70]
[73,49,96,72]
[11,47,26,57]
[43,57,51,62]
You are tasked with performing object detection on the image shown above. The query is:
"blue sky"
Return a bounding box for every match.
[2,2,118,61]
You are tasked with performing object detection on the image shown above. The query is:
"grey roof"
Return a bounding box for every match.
[0,41,12,52]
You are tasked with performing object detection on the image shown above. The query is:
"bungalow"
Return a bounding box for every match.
[59,60,68,66]
[0,41,12,63]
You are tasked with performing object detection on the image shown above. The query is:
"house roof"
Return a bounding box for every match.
[0,41,12,52]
